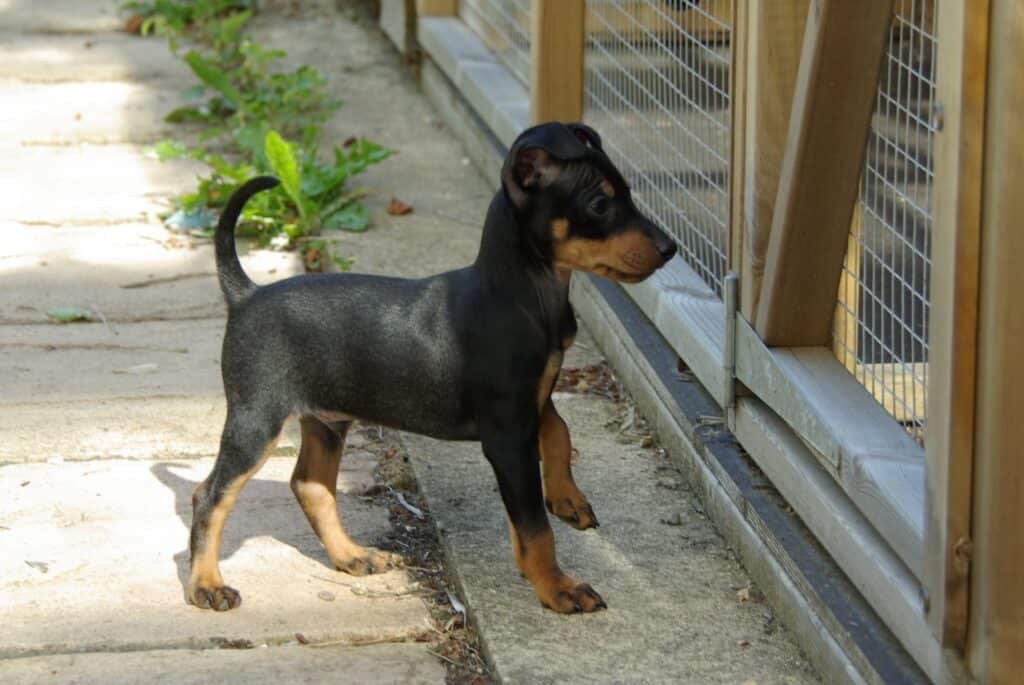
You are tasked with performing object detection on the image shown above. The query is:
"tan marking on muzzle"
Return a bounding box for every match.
[553,229,663,282]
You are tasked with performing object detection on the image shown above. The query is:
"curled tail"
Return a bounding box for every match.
[215,176,280,307]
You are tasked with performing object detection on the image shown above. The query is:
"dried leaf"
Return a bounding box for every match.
[737,586,751,602]
[125,14,144,34]
[386,198,413,216]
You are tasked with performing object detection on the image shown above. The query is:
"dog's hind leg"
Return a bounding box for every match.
[539,401,598,529]
[290,417,400,575]
[188,406,286,611]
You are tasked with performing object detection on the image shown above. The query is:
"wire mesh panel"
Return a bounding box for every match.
[833,0,936,443]
[582,0,732,295]
[459,0,532,85]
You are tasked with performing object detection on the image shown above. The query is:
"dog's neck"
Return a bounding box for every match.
[474,190,571,339]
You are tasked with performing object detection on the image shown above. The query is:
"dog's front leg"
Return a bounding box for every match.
[539,400,598,529]
[480,416,606,613]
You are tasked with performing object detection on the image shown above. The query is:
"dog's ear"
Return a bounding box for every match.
[567,123,603,151]
[502,146,566,208]
[502,123,590,208]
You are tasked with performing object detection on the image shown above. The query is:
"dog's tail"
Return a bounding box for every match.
[215,175,280,307]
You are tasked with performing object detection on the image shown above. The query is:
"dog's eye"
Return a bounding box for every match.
[590,197,610,215]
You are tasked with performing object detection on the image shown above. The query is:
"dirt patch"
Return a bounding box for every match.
[358,425,493,684]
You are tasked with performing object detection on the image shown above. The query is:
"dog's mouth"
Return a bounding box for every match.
[594,264,655,283]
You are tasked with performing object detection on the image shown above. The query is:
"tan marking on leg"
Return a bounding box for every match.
[291,418,397,575]
[539,401,597,529]
[189,431,280,609]
[506,519,605,613]
[537,351,563,410]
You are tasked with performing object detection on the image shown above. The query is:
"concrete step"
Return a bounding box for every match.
[0,223,302,324]
[0,81,183,145]
[0,0,124,35]
[0,643,444,685]
[0,458,427,657]
[0,146,203,225]
[403,386,820,684]
[0,32,190,84]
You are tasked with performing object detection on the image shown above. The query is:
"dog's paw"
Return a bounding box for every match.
[188,583,242,611]
[545,492,599,530]
[538,578,607,614]
[335,549,402,576]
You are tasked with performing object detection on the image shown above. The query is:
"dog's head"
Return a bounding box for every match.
[501,122,676,283]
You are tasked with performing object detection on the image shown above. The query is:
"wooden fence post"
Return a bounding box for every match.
[753,0,893,347]
[530,0,585,123]
[730,0,810,321]
[967,0,1024,679]
[926,0,988,651]
[416,0,457,15]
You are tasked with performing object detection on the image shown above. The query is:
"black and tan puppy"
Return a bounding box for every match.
[189,122,677,614]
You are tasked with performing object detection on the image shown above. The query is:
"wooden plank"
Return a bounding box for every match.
[967,0,1024,679]
[530,0,585,123]
[734,318,925,576]
[832,204,861,374]
[755,0,894,346]
[731,0,809,319]
[924,0,987,650]
[856,362,927,425]
[416,0,456,15]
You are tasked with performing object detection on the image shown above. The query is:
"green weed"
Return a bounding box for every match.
[124,0,391,269]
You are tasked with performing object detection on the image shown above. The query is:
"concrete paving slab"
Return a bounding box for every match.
[0,32,192,84]
[0,81,181,145]
[1,319,224,403]
[0,223,303,323]
[0,146,204,225]
[0,0,123,35]
[0,458,429,658]
[0,643,445,685]
[402,362,819,684]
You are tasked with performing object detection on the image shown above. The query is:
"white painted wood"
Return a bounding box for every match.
[733,399,942,682]
[734,317,925,577]
[417,17,529,149]
[623,257,726,408]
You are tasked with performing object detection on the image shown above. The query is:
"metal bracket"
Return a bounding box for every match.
[723,272,739,412]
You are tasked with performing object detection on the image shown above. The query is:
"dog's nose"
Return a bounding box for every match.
[656,236,677,262]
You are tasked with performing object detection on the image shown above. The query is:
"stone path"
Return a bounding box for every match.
[0,1,484,681]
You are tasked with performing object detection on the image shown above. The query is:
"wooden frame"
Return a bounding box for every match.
[925,0,988,651]
[730,0,809,320]
[529,0,585,123]
[416,0,457,15]
[966,0,1024,679]
[755,0,893,347]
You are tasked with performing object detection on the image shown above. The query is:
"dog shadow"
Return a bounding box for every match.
[150,462,337,598]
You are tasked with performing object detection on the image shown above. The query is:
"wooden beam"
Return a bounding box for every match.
[529,0,584,123]
[967,1,1024,679]
[730,0,809,319]
[925,0,988,649]
[754,0,893,346]
[416,0,456,15]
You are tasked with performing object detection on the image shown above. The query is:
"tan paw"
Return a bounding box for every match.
[188,583,242,611]
[545,490,599,530]
[335,549,402,576]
